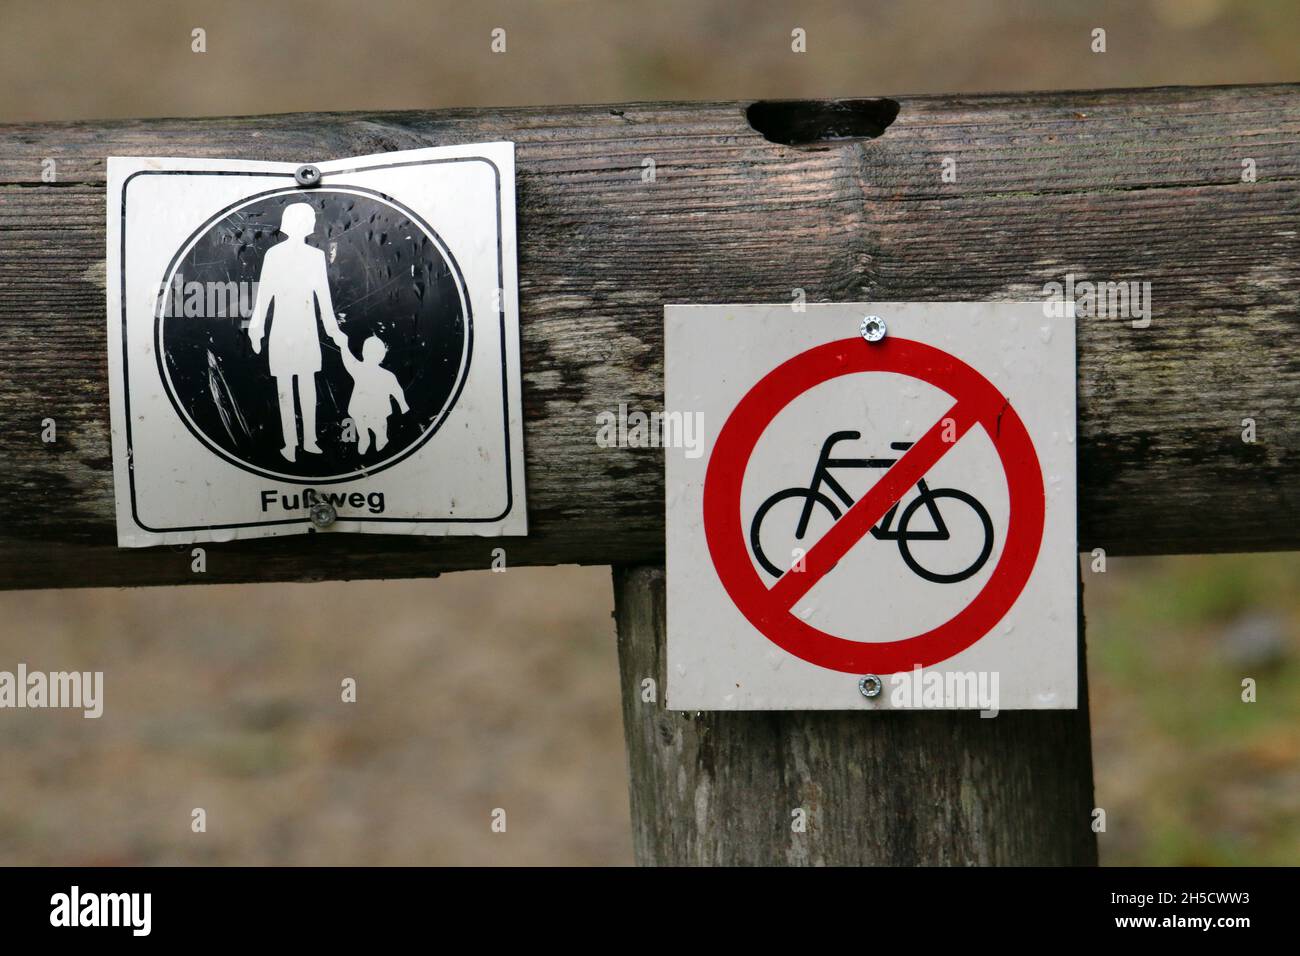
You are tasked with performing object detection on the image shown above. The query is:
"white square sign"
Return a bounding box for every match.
[665,303,1077,711]
[106,143,526,547]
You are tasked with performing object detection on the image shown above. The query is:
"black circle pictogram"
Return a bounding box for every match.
[155,186,471,482]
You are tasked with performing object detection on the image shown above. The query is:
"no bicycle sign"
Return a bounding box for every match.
[665,303,1077,711]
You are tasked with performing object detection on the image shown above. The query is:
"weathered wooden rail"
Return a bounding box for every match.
[1,85,1296,866]
[1,85,1297,590]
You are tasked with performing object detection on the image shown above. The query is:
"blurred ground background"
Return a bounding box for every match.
[0,0,1296,865]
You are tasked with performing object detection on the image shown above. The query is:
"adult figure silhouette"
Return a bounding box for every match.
[247,202,344,462]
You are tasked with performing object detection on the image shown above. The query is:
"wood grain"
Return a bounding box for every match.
[0,85,1297,589]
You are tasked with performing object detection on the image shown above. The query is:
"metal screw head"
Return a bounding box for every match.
[860,315,887,343]
[294,164,322,188]
[858,674,883,698]
[308,501,336,529]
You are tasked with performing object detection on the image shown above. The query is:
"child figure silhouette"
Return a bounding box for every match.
[332,333,410,453]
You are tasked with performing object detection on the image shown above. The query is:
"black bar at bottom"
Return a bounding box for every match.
[0,865,1285,941]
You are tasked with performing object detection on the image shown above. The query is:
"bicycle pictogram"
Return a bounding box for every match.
[749,430,994,584]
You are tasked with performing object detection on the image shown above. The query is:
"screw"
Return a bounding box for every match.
[294,164,322,188]
[309,501,336,529]
[860,315,887,343]
[858,674,883,698]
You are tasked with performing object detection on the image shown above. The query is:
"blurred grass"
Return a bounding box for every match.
[0,569,635,866]
[1087,554,1300,866]
[0,0,1296,121]
[0,557,1293,866]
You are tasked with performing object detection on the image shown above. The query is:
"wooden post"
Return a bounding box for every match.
[613,566,1096,865]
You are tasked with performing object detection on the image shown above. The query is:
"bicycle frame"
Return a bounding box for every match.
[795,431,950,542]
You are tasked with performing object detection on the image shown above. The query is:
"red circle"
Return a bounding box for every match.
[702,336,1045,674]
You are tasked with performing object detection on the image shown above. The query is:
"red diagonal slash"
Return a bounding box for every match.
[703,336,1044,674]
[766,399,979,612]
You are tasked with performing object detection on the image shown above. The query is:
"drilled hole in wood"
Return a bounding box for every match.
[746,98,900,145]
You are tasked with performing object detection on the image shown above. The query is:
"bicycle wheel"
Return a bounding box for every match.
[896,488,993,584]
[750,488,842,578]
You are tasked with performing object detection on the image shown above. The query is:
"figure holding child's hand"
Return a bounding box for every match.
[246,203,344,462]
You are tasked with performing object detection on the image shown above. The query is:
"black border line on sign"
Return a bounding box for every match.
[120,155,515,534]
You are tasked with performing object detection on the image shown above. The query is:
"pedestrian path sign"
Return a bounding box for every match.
[106,144,525,546]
